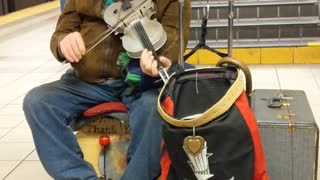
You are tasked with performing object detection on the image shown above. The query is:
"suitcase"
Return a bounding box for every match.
[251,89,319,180]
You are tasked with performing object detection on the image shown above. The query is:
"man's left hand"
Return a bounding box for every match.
[140,49,172,77]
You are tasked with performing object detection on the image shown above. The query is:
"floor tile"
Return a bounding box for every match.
[43,72,65,83]
[0,126,33,143]
[0,128,11,138]
[25,150,39,161]
[0,118,23,128]
[310,104,320,126]
[15,121,29,129]
[276,65,319,91]
[4,161,52,180]
[32,60,68,73]
[0,161,20,179]
[311,64,320,88]
[275,64,314,77]
[8,73,56,94]
[249,65,280,90]
[0,90,23,106]
[0,143,34,161]
[9,95,25,105]
[0,105,24,115]
[304,89,320,106]
[0,74,24,88]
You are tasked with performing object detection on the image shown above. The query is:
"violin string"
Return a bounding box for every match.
[133,21,152,52]
[133,22,148,49]
[138,22,164,70]
[133,20,169,81]
[130,17,169,81]
[132,21,148,51]
[134,20,160,63]
[134,21,159,61]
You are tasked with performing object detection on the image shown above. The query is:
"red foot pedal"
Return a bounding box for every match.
[99,135,111,146]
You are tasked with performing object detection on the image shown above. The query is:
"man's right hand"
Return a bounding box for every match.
[59,32,86,63]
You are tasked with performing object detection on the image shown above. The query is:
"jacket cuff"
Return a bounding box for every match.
[55,35,67,63]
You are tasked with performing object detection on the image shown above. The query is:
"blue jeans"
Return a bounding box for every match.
[60,0,66,11]
[23,70,162,180]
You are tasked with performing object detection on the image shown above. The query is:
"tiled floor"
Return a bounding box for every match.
[0,8,320,180]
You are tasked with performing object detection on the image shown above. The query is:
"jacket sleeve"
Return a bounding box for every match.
[50,0,82,62]
[157,0,191,65]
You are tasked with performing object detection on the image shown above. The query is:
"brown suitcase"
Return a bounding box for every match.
[251,89,319,180]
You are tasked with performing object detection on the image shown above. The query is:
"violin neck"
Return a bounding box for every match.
[131,19,169,82]
[131,20,160,66]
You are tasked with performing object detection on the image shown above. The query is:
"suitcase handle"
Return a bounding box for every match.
[216,56,252,96]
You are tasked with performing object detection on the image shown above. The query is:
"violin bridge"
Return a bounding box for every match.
[159,68,169,82]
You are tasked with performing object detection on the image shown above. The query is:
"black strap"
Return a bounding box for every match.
[184,17,227,62]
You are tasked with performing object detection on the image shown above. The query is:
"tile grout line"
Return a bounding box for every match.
[0,64,69,141]
[311,67,320,90]
[0,60,67,110]
[274,65,282,90]
[2,149,36,180]
[1,58,55,87]
[0,120,27,140]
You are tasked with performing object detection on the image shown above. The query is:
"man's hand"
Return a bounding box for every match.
[59,32,86,63]
[140,49,172,77]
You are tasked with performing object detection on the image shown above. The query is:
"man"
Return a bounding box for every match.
[23,0,191,179]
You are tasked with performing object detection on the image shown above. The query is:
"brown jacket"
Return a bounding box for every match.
[50,0,191,83]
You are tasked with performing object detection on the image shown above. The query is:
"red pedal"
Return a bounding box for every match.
[99,135,111,146]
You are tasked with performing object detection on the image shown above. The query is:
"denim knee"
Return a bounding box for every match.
[140,90,158,107]
[23,85,56,123]
[23,87,44,114]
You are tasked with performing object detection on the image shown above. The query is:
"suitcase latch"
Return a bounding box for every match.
[266,95,293,108]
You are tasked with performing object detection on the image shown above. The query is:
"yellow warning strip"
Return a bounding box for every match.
[186,46,320,64]
[308,42,320,47]
[0,0,60,26]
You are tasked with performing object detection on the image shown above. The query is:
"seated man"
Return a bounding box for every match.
[23,0,191,179]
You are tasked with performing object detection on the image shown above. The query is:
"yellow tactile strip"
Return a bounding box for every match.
[185,47,320,64]
[0,0,59,26]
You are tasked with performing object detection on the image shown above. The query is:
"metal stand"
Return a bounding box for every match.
[179,0,235,65]
[227,0,234,57]
[178,0,185,67]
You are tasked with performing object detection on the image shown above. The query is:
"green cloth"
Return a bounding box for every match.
[106,0,113,6]
[125,73,141,87]
[117,52,141,87]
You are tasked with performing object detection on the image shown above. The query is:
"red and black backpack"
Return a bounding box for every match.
[157,62,269,180]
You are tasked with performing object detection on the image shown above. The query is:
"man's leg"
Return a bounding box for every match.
[23,70,126,180]
[121,89,163,180]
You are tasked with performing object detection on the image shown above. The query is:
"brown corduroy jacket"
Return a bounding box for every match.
[50,0,191,83]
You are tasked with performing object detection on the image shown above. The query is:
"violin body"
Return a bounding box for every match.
[103,0,167,58]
